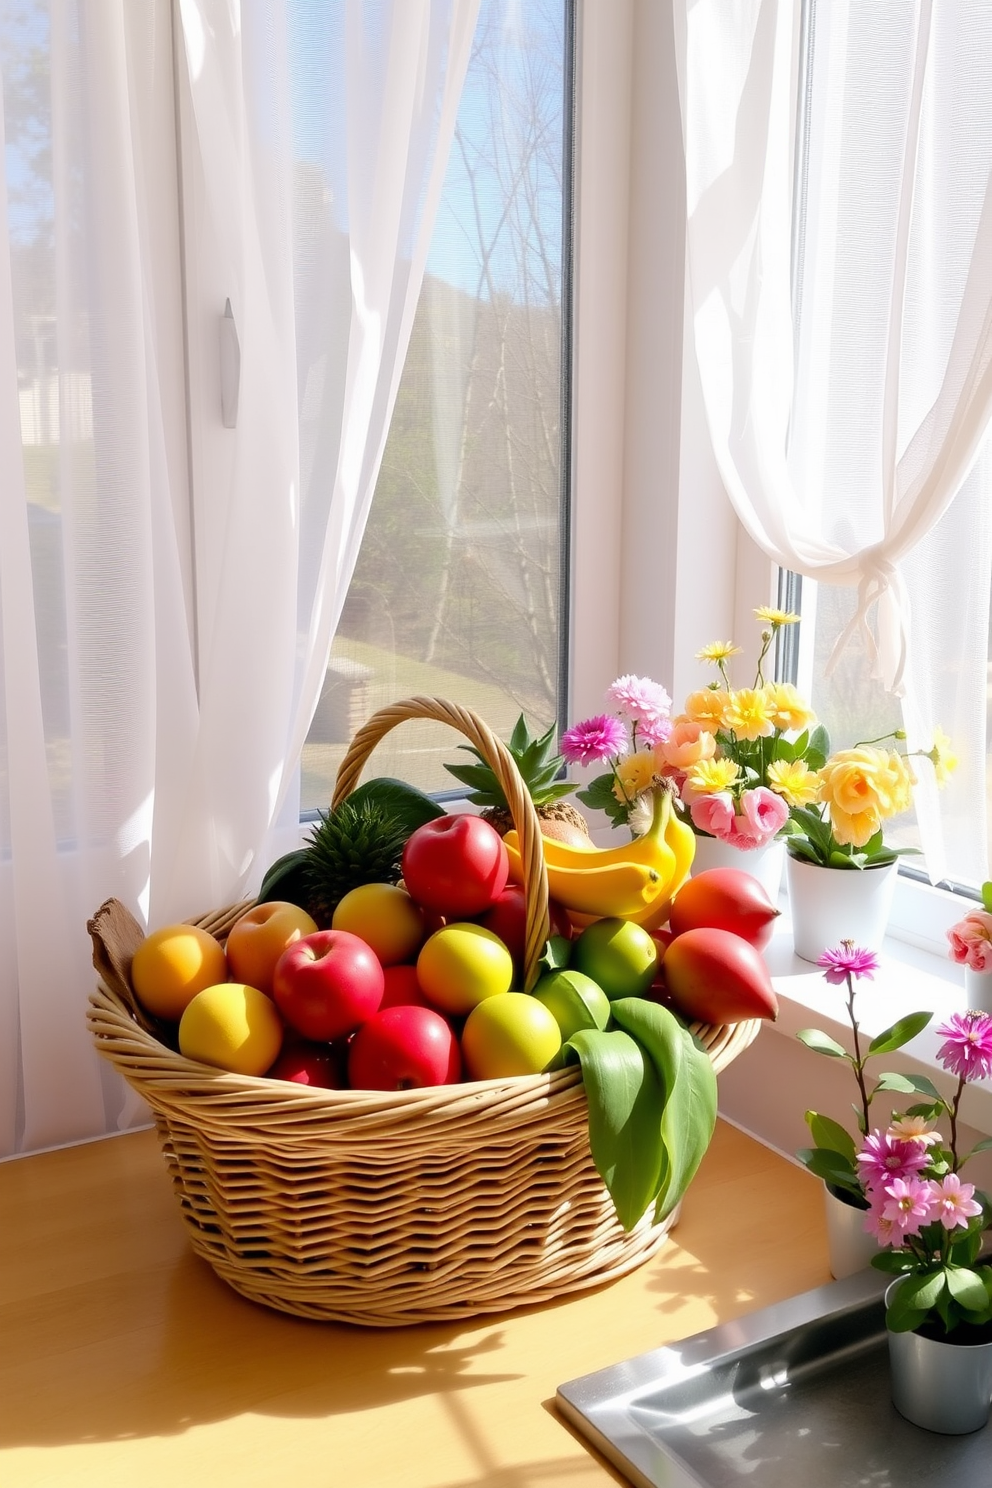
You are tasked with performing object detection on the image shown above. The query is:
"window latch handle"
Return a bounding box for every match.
[220,298,240,428]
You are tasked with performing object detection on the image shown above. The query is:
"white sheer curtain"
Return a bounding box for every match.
[0,0,477,1157]
[675,1,992,883]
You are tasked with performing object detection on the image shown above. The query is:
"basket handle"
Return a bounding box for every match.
[331,696,551,992]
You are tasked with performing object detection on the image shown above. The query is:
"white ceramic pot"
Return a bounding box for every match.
[689,834,785,904]
[823,1182,877,1280]
[885,1279,992,1434]
[965,965,992,1013]
[785,856,898,964]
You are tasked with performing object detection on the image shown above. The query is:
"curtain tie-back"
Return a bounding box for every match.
[824,548,909,699]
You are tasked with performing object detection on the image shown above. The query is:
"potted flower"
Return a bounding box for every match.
[782,727,956,962]
[859,1011,992,1434]
[947,882,992,1013]
[663,608,824,901]
[795,940,934,1280]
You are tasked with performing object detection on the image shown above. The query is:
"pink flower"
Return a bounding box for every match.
[856,1129,930,1194]
[880,1175,936,1237]
[738,787,789,844]
[947,911,992,972]
[606,675,672,728]
[863,1201,904,1248]
[817,943,880,985]
[927,1173,983,1231]
[688,792,736,842]
[935,1011,992,1084]
[636,713,674,748]
[560,714,629,766]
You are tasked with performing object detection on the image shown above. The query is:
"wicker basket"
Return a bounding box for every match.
[87,696,760,1326]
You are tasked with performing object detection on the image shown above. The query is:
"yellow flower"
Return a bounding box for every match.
[684,688,731,733]
[763,681,816,734]
[827,804,882,848]
[818,745,914,839]
[687,757,740,795]
[929,726,958,785]
[612,751,657,806]
[766,759,821,807]
[723,688,774,741]
[754,606,800,627]
[695,641,742,665]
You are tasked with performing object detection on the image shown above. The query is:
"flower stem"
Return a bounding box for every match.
[846,975,873,1138]
[948,1074,966,1171]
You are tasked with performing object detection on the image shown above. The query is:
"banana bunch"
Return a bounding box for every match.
[503,780,695,927]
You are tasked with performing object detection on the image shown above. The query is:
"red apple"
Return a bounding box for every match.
[347,1005,462,1090]
[379,963,430,1009]
[267,1038,347,1088]
[271,929,384,1041]
[475,885,572,977]
[401,814,509,917]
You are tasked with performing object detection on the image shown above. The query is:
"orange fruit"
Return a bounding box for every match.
[331,883,425,965]
[130,923,229,1020]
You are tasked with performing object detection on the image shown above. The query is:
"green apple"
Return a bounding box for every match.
[532,969,611,1041]
[461,992,562,1079]
[571,917,659,1000]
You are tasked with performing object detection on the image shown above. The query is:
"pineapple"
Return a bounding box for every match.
[301,798,410,927]
[443,714,591,843]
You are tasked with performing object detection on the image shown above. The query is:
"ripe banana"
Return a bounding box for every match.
[506,783,677,875]
[503,841,665,918]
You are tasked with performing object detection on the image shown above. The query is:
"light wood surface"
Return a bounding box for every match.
[0,1119,829,1488]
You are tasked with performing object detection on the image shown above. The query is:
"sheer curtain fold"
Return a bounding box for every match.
[0,0,478,1156]
[676,0,992,883]
[676,0,992,694]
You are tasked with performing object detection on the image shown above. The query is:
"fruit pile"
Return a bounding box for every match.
[128,779,780,1229]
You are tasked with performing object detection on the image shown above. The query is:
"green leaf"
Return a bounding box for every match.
[796,1028,849,1059]
[348,777,446,833]
[805,1112,857,1163]
[982,882,992,914]
[610,998,718,1222]
[561,1029,665,1231]
[867,1011,933,1056]
[575,773,630,828]
[947,1267,990,1312]
[808,724,831,760]
[796,1146,860,1188]
[964,1137,992,1160]
[875,1071,942,1102]
[900,1271,948,1315]
[538,935,572,975]
[871,1250,911,1275]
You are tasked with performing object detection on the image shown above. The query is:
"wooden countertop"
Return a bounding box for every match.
[0,1119,829,1488]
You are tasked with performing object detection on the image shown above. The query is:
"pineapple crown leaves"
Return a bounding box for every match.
[301,797,411,925]
[443,713,575,809]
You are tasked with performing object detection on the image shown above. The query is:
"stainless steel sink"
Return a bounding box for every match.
[556,1266,992,1486]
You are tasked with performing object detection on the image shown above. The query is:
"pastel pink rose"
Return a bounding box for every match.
[689,792,736,842]
[736,787,790,848]
[947,911,992,972]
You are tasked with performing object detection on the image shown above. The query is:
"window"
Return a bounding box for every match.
[296,0,572,810]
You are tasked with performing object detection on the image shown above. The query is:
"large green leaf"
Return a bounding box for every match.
[610,998,718,1223]
[805,1111,857,1163]
[874,1070,942,1102]
[561,1029,665,1231]
[947,1267,990,1313]
[867,1011,933,1056]
[796,1145,861,1188]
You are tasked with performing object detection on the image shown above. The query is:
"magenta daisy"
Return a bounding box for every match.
[855,1129,930,1194]
[606,675,672,727]
[928,1173,983,1232]
[560,714,629,766]
[816,942,880,985]
[880,1175,935,1236]
[935,1011,992,1084]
